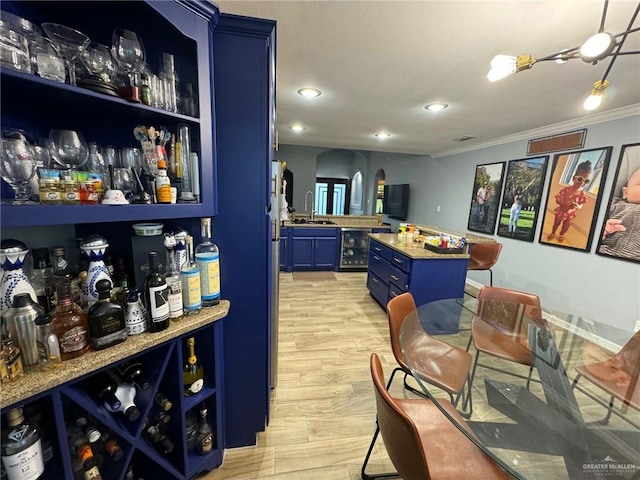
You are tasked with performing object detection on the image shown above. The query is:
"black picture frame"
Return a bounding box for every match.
[497,156,549,242]
[596,143,640,264]
[539,147,612,252]
[467,162,506,235]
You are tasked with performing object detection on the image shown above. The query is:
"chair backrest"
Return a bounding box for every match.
[476,286,543,334]
[387,292,417,373]
[370,353,430,480]
[468,242,502,269]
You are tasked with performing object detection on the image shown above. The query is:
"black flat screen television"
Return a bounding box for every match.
[383,184,410,220]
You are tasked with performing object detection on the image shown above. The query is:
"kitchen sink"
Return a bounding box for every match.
[292,219,336,225]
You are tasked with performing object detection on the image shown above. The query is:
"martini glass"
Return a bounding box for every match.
[0,139,37,204]
[41,23,90,86]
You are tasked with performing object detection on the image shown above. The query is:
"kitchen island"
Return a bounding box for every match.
[367,232,471,309]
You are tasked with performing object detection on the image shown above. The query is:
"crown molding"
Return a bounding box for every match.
[431,104,640,159]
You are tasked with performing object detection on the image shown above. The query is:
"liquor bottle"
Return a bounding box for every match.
[142,420,174,455]
[88,279,128,350]
[195,403,213,455]
[50,281,90,361]
[155,391,173,412]
[51,246,73,285]
[183,337,204,396]
[68,427,103,480]
[163,236,183,321]
[35,313,62,371]
[116,360,150,391]
[106,381,140,422]
[125,288,148,335]
[112,257,130,308]
[155,159,171,204]
[144,252,170,333]
[0,338,24,383]
[23,404,54,467]
[89,372,122,412]
[185,410,198,452]
[195,218,220,306]
[30,247,55,314]
[180,235,201,314]
[1,407,45,480]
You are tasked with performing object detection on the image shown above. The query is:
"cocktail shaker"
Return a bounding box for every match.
[2,293,44,366]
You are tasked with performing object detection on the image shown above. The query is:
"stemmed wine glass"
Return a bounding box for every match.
[48,129,89,170]
[81,42,116,84]
[0,139,37,204]
[111,29,145,88]
[41,23,90,86]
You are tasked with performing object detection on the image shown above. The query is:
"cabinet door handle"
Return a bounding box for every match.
[374,247,381,252]
[373,255,380,261]
[391,275,399,281]
[393,258,402,264]
[372,277,378,283]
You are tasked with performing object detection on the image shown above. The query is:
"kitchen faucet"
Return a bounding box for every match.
[304,190,315,221]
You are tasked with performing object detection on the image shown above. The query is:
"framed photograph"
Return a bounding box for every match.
[497,156,549,242]
[467,162,506,234]
[596,143,640,264]
[539,147,612,252]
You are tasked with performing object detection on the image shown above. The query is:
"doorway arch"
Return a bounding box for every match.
[373,169,385,215]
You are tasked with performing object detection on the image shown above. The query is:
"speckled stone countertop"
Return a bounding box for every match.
[369,233,470,260]
[415,225,495,244]
[0,301,230,410]
[284,215,388,229]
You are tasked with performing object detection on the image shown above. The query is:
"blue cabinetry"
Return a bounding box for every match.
[291,228,338,270]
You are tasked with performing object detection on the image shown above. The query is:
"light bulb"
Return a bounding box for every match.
[583,80,609,110]
[297,87,321,98]
[580,32,615,62]
[424,103,448,112]
[290,124,306,132]
[487,55,517,82]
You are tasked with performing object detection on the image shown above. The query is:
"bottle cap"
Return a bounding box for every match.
[11,292,35,308]
[6,408,24,426]
[158,159,167,169]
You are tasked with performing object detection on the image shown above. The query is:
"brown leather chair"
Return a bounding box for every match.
[467,242,502,288]
[362,353,510,480]
[362,293,473,479]
[571,331,640,428]
[465,286,544,402]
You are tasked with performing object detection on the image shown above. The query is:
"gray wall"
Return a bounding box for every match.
[369,115,640,332]
[277,115,639,331]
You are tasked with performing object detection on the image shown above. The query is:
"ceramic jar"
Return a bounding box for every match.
[80,235,112,307]
[0,239,37,314]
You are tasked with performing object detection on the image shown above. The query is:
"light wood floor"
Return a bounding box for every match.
[204,272,636,480]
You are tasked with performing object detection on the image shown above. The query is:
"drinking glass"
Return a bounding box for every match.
[41,23,90,86]
[87,142,106,174]
[0,23,31,73]
[29,36,65,82]
[103,145,120,168]
[111,29,145,87]
[48,129,89,170]
[81,42,116,83]
[0,139,37,204]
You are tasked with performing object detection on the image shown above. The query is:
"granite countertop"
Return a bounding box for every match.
[0,301,230,409]
[284,215,388,229]
[416,224,495,244]
[369,233,470,260]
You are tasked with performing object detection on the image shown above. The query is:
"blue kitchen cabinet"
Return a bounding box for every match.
[280,227,290,271]
[291,228,338,270]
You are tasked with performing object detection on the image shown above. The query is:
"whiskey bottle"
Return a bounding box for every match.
[1,407,45,480]
[144,252,169,332]
[68,427,103,480]
[180,235,201,314]
[195,403,213,455]
[30,247,55,314]
[163,237,183,321]
[87,279,128,350]
[0,338,24,383]
[195,218,220,306]
[50,281,90,361]
[183,337,204,396]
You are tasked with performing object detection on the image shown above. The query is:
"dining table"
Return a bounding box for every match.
[399,297,639,480]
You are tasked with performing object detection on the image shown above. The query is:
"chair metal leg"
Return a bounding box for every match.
[463,350,481,411]
[361,422,401,480]
[572,373,623,427]
[402,372,429,399]
[453,374,473,418]
[465,334,473,352]
[489,268,493,287]
[525,366,534,390]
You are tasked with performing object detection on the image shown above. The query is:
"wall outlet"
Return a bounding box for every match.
[436,205,441,212]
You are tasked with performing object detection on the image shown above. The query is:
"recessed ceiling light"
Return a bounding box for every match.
[424,103,448,112]
[290,124,306,132]
[297,87,322,98]
[374,132,391,139]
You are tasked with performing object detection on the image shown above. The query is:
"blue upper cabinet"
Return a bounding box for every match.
[0,0,218,226]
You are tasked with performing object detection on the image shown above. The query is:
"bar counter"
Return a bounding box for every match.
[0,300,230,409]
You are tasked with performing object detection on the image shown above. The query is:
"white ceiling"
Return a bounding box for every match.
[215,0,640,157]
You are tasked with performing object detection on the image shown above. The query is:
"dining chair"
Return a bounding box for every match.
[465,286,544,404]
[571,330,640,429]
[466,242,502,291]
[362,353,510,480]
[362,293,474,479]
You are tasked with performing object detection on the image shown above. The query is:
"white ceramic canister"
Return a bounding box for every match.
[80,235,112,307]
[0,239,37,314]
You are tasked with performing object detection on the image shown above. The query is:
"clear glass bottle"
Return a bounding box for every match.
[139,73,152,106]
[1,407,45,480]
[183,337,204,396]
[144,252,170,333]
[180,235,201,314]
[51,246,72,285]
[0,338,24,383]
[195,403,213,455]
[195,218,220,307]
[35,313,62,371]
[164,239,183,321]
[30,247,55,315]
[50,281,90,361]
[87,279,128,350]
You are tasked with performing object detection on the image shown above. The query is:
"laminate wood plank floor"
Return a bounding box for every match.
[204,272,636,480]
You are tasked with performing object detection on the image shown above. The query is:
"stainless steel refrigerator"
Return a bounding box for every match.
[270,161,282,388]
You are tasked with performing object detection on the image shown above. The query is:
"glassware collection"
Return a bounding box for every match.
[0,217,220,384]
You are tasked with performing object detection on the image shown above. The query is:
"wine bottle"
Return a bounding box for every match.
[89,372,122,412]
[87,279,128,350]
[142,421,174,455]
[116,360,150,391]
[68,426,103,480]
[1,407,45,480]
[195,403,213,455]
[144,252,170,332]
[183,337,204,396]
[106,381,140,422]
[163,236,183,320]
[155,391,173,412]
[195,218,220,306]
[180,235,201,314]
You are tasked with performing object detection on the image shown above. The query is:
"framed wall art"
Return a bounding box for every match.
[597,143,640,264]
[467,161,505,234]
[497,155,549,242]
[539,147,612,252]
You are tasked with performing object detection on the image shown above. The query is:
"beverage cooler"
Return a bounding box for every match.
[339,228,372,270]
